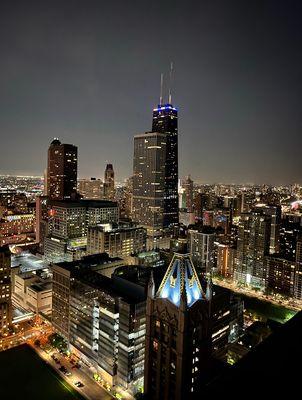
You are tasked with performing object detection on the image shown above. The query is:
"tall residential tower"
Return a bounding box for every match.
[47,138,78,201]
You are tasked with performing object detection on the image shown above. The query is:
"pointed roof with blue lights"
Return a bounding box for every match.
[157,253,206,308]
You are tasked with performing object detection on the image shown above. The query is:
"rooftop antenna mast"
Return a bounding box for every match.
[168,61,173,104]
[159,73,164,106]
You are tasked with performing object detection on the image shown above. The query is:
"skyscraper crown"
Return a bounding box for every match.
[157,253,206,307]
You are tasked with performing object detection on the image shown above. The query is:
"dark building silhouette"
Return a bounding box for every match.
[203,311,302,398]
[144,253,212,399]
[0,246,12,332]
[183,175,194,213]
[152,102,178,228]
[47,138,78,201]
[103,163,115,200]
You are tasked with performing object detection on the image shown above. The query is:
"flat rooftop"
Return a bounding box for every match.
[12,253,49,272]
[30,282,52,292]
[49,199,118,208]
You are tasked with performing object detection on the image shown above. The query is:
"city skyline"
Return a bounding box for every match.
[0,1,301,184]
[0,2,302,400]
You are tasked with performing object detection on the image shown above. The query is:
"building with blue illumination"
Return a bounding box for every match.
[157,253,204,307]
[152,103,179,228]
[144,253,212,400]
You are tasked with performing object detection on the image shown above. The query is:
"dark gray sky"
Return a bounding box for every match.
[0,0,301,184]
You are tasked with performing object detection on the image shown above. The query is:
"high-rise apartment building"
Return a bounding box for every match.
[47,138,78,201]
[132,132,167,246]
[144,253,212,399]
[0,246,12,332]
[189,227,216,273]
[78,178,103,200]
[265,256,295,297]
[103,164,115,200]
[234,212,271,288]
[253,204,281,254]
[216,243,235,277]
[87,224,146,258]
[294,236,302,299]
[152,103,179,227]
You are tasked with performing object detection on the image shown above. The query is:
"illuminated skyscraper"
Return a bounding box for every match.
[234,212,271,288]
[47,138,78,201]
[132,132,167,246]
[151,70,179,227]
[253,204,281,254]
[103,163,115,200]
[144,253,212,399]
[189,227,216,273]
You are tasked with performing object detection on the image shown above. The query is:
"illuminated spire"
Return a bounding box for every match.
[159,73,164,106]
[168,61,173,104]
[157,253,206,308]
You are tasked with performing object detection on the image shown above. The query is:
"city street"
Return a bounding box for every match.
[0,320,53,351]
[30,343,114,400]
[0,319,131,400]
[213,276,301,311]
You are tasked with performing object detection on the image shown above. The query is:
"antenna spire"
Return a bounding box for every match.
[159,73,164,106]
[168,61,173,104]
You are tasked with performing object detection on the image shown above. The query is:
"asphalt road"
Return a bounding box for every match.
[32,344,113,400]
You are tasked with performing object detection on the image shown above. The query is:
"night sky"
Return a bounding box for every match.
[0,0,301,184]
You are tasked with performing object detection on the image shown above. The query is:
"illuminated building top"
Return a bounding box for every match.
[153,104,178,112]
[157,253,206,307]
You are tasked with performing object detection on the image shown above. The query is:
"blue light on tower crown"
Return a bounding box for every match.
[157,254,204,307]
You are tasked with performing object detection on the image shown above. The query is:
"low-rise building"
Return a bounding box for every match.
[12,269,52,315]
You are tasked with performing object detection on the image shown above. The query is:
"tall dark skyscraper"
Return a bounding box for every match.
[47,138,78,201]
[152,75,179,227]
[103,163,115,200]
[0,246,12,332]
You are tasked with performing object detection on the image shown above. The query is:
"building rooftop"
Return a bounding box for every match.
[29,282,52,292]
[157,253,207,307]
[12,253,48,272]
[49,199,118,208]
[53,253,145,304]
[55,253,122,271]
